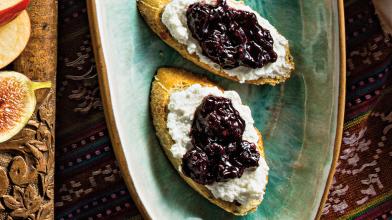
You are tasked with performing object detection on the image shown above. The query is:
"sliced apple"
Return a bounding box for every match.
[0,0,30,26]
[0,10,30,69]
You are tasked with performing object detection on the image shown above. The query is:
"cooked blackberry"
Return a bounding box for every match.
[182,95,260,185]
[186,0,277,69]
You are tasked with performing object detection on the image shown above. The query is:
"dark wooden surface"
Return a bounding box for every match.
[0,0,57,219]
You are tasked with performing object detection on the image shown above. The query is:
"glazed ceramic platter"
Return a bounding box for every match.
[87,0,345,219]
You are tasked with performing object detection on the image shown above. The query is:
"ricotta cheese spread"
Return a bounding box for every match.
[162,0,291,82]
[206,158,269,204]
[167,84,269,204]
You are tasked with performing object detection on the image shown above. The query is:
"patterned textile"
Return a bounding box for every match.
[321,0,392,219]
[54,0,391,219]
[55,1,140,219]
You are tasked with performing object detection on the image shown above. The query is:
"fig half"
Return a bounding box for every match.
[0,71,51,143]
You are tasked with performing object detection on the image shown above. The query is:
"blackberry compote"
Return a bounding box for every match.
[182,95,260,185]
[186,0,277,69]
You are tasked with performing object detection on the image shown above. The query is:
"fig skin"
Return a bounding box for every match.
[0,71,51,143]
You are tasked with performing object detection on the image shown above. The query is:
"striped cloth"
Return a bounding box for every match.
[55,1,139,219]
[321,0,392,219]
[54,0,392,219]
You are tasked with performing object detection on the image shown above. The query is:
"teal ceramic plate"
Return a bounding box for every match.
[87,0,345,219]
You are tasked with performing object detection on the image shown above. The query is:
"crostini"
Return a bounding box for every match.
[150,67,269,215]
[138,0,294,85]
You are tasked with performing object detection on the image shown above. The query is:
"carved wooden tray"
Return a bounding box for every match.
[0,1,57,219]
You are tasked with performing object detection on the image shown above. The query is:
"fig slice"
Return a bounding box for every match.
[0,71,51,143]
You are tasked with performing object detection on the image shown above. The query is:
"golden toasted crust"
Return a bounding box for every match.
[138,0,295,85]
[150,67,267,215]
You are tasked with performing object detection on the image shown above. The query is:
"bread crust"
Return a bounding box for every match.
[138,0,295,85]
[150,67,267,215]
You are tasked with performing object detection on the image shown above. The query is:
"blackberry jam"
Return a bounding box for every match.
[186,0,277,69]
[182,95,260,185]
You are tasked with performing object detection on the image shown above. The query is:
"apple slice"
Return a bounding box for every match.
[0,10,30,69]
[0,0,30,26]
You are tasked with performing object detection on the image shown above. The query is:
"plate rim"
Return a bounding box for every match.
[314,0,346,218]
[86,0,346,219]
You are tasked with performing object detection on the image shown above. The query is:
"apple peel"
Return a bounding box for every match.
[0,0,30,26]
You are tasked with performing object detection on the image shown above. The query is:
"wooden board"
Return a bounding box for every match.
[0,0,57,219]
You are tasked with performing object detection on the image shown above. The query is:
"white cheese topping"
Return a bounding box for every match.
[162,0,291,82]
[167,84,269,204]
[206,158,269,204]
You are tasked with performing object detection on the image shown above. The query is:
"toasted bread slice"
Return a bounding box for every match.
[138,0,294,85]
[150,67,267,215]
